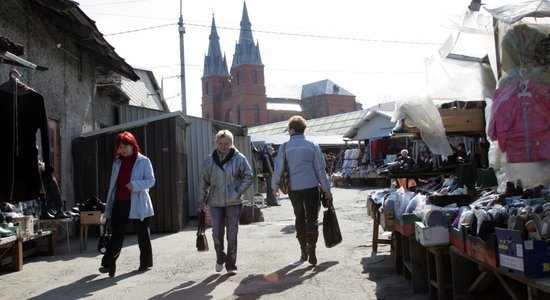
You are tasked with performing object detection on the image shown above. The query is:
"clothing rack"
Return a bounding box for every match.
[0,50,48,71]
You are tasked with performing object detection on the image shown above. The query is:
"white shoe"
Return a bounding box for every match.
[227,269,237,275]
[215,263,224,272]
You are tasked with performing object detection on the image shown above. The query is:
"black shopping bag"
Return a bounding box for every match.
[323,202,342,248]
[196,210,209,252]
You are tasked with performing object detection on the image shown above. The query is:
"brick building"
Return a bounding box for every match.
[201,2,362,127]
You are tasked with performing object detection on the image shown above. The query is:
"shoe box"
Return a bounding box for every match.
[394,213,421,236]
[13,215,36,238]
[415,221,449,247]
[379,208,395,232]
[449,225,467,252]
[465,232,498,268]
[496,227,550,278]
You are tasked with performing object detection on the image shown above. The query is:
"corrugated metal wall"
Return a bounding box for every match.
[186,116,254,216]
[73,114,189,233]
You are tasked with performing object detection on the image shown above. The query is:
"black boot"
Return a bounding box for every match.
[306,232,318,266]
[298,235,308,261]
[308,245,317,266]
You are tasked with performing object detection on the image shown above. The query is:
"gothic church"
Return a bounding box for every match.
[201,2,361,127]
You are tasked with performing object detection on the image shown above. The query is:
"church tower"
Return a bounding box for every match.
[227,2,267,126]
[201,16,231,121]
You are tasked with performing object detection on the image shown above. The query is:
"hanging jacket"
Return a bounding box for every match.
[488,79,550,163]
[0,79,51,202]
[104,153,156,221]
[199,147,253,208]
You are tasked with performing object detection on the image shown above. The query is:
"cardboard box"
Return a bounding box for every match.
[380,209,394,232]
[415,221,449,247]
[404,108,485,134]
[466,233,498,268]
[394,213,421,236]
[449,226,467,252]
[496,228,550,278]
[80,211,103,225]
[13,216,34,237]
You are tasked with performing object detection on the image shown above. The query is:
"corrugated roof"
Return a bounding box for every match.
[29,0,139,80]
[123,69,168,111]
[248,109,369,137]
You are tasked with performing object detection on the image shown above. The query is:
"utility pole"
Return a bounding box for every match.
[178,0,187,115]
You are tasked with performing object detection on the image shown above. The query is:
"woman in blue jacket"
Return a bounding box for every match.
[100,131,156,277]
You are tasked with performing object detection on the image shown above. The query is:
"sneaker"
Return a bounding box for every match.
[215,263,224,272]
[227,269,237,276]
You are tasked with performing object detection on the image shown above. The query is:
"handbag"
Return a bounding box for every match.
[323,202,343,248]
[196,209,209,252]
[97,223,112,254]
[279,143,290,194]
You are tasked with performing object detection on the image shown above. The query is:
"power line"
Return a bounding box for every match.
[104,23,177,36]
[101,21,442,46]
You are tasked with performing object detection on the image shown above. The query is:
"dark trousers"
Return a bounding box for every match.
[289,187,320,248]
[102,200,153,268]
[264,173,277,205]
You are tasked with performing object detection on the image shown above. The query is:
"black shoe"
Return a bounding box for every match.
[99,266,110,273]
[138,265,152,272]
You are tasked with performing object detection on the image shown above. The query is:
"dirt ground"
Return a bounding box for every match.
[0,187,429,300]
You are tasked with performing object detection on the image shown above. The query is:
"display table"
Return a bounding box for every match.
[367,196,391,252]
[79,212,104,252]
[450,246,550,299]
[40,218,73,255]
[0,231,54,271]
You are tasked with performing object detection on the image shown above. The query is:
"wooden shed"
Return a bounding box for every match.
[72,112,190,233]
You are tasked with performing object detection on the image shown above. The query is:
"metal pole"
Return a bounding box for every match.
[178,0,187,115]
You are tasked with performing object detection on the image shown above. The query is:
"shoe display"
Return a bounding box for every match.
[0,226,14,237]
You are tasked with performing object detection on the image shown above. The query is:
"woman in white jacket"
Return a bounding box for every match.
[199,129,253,275]
[101,131,156,277]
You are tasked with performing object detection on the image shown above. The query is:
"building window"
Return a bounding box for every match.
[225,109,233,123]
[252,71,257,85]
[253,104,260,125]
[236,73,240,85]
[204,82,209,95]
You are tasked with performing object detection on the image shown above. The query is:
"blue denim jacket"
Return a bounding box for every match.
[272,134,331,193]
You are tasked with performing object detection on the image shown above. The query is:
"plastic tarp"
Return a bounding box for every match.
[484,0,550,25]
[391,98,454,156]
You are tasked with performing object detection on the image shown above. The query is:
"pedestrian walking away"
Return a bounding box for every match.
[100,131,156,277]
[272,115,333,266]
[199,129,254,275]
[262,146,279,206]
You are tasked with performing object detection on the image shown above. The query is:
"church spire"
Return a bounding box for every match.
[203,15,229,77]
[231,1,262,68]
